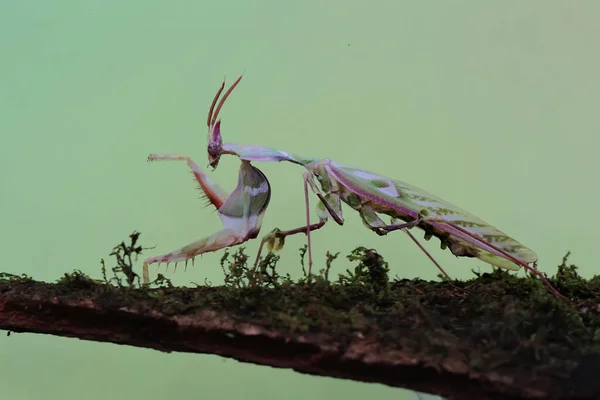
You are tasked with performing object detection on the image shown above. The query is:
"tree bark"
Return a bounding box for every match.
[0,274,598,400]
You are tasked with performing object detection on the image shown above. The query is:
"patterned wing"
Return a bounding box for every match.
[327,161,537,270]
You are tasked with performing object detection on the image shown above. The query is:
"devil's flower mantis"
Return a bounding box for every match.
[143,75,567,301]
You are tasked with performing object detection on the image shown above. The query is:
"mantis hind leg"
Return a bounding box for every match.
[357,208,453,281]
[404,230,453,281]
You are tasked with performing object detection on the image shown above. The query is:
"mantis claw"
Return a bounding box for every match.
[373,227,389,236]
[143,157,271,282]
[264,228,285,252]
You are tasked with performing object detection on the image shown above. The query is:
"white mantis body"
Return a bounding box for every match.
[142,75,567,301]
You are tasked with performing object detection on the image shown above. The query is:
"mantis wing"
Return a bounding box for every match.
[325,161,537,271]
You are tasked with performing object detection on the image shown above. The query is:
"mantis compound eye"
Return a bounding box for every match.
[208,143,221,169]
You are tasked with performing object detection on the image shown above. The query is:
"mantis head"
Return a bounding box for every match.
[206,75,243,169]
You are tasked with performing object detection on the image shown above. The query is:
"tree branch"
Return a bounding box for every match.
[1,264,599,400]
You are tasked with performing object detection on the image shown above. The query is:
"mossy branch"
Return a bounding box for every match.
[1,233,600,400]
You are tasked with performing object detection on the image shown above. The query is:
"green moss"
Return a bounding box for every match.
[3,231,600,385]
[0,272,33,284]
[54,270,103,294]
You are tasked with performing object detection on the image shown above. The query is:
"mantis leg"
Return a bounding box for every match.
[142,158,271,284]
[252,220,327,272]
[254,172,344,281]
[146,153,228,209]
[356,207,453,281]
[403,230,452,281]
[301,172,348,279]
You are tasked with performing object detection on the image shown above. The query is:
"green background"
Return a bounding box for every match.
[1,2,598,399]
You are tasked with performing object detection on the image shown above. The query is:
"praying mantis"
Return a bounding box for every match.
[142,75,567,301]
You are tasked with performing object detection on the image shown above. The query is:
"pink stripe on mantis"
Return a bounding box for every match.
[326,162,568,301]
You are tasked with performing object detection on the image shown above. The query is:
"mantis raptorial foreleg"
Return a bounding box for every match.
[146,153,228,208]
[142,155,271,284]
